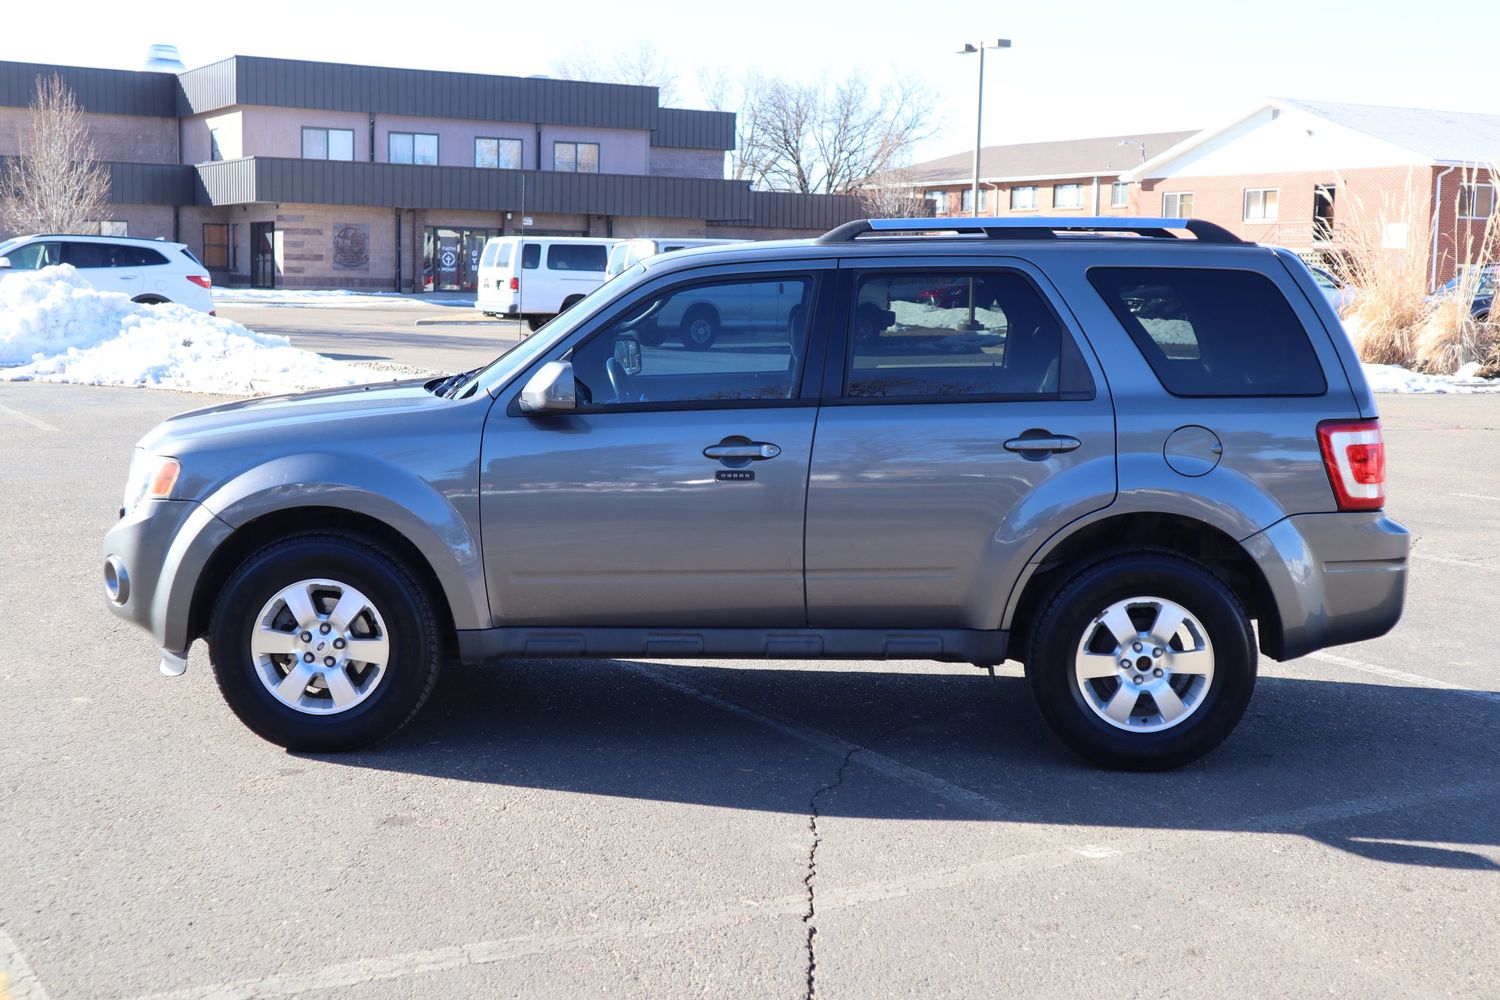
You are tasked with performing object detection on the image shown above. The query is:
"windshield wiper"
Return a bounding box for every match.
[431,367,481,398]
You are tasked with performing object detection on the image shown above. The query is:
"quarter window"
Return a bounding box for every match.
[1010,186,1038,211]
[1088,266,1326,397]
[1053,184,1084,209]
[1244,188,1279,221]
[846,271,1063,400]
[570,277,814,407]
[554,141,600,173]
[476,137,523,169]
[302,127,354,161]
[389,132,438,165]
[1162,192,1194,216]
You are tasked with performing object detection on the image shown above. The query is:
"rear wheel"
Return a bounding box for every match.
[1025,553,1255,770]
[208,532,441,751]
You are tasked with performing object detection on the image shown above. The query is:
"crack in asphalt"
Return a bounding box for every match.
[801,745,859,1000]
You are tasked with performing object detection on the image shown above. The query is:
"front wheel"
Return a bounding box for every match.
[208,533,442,751]
[1025,553,1255,770]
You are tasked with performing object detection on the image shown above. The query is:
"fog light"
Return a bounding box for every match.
[104,556,130,605]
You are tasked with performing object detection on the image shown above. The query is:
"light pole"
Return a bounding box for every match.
[958,39,1011,217]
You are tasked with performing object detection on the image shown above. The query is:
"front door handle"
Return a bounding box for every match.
[1003,435,1081,454]
[704,441,781,460]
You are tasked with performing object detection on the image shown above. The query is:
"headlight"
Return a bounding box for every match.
[122,451,181,512]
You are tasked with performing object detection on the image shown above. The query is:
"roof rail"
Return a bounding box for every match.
[815,217,1245,245]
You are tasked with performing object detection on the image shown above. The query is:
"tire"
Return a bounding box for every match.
[560,295,584,313]
[525,315,549,332]
[132,296,169,305]
[1025,552,1256,771]
[679,305,719,350]
[208,532,442,752]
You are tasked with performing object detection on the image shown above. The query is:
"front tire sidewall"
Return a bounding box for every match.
[210,537,438,752]
[1028,555,1256,770]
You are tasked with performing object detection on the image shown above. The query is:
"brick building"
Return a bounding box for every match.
[0,57,863,291]
[1125,98,1500,287]
[901,130,1196,218]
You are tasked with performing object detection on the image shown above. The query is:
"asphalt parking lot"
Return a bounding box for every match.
[1,383,1497,999]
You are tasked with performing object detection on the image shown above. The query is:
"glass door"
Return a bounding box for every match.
[250,222,277,289]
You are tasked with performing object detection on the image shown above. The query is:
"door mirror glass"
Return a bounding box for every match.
[517,360,577,413]
[612,335,642,376]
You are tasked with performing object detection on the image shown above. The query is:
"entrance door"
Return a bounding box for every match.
[1313,184,1336,243]
[804,262,1116,629]
[250,223,276,288]
[480,266,828,626]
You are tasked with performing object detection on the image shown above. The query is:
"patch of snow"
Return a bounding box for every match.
[213,288,474,308]
[1362,363,1500,394]
[1,266,383,395]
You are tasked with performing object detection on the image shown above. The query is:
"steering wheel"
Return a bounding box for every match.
[605,357,637,403]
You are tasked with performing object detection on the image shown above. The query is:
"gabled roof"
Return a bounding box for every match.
[1128,98,1500,179]
[901,130,1198,186]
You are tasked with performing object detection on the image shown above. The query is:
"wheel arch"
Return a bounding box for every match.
[1004,511,1282,664]
[132,294,169,304]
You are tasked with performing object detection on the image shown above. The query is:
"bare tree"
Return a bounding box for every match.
[0,74,111,235]
[553,42,679,104]
[856,165,934,218]
[725,72,935,195]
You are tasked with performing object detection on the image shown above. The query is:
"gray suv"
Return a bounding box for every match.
[101,217,1409,769]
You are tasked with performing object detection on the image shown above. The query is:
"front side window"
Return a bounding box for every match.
[570,276,814,408]
[303,127,354,161]
[1244,188,1279,221]
[1,241,61,269]
[1458,182,1495,219]
[476,137,523,169]
[521,243,541,269]
[203,224,230,269]
[846,271,1062,400]
[554,141,600,173]
[390,132,437,165]
[1053,184,1084,209]
[546,244,608,272]
[1162,192,1194,216]
[1011,186,1038,211]
[1088,266,1326,397]
[1111,182,1129,208]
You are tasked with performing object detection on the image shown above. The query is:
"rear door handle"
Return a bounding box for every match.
[704,442,781,460]
[1003,435,1081,454]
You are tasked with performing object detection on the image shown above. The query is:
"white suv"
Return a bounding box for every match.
[0,234,215,313]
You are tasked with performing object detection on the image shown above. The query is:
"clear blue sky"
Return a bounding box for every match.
[3,0,1497,163]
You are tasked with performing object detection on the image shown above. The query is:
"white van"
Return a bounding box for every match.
[474,236,617,329]
[604,238,744,279]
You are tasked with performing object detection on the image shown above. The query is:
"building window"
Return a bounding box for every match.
[1011,186,1038,211]
[1162,192,1195,216]
[926,190,948,216]
[1458,182,1495,219]
[209,127,222,162]
[1244,188,1279,221]
[553,141,600,173]
[1053,184,1084,209]
[302,127,354,161]
[476,137,523,169]
[202,224,230,269]
[389,132,438,165]
[1111,182,1129,208]
[98,220,128,237]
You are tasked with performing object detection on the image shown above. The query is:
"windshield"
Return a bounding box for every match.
[471,263,647,395]
[0,237,21,258]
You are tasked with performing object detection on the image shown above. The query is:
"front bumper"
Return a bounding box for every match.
[101,499,233,657]
[1243,511,1409,660]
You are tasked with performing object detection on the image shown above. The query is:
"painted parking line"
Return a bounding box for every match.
[1453,492,1500,503]
[0,926,52,1000]
[0,403,59,434]
[1308,650,1500,705]
[1410,551,1500,573]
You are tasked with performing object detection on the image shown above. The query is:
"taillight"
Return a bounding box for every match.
[186,274,212,289]
[1318,419,1386,511]
[508,276,519,291]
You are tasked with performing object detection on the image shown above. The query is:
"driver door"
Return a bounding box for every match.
[480,262,832,627]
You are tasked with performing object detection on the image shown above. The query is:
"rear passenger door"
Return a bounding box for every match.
[63,241,142,297]
[804,259,1117,630]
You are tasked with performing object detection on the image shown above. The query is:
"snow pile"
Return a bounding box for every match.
[1,266,373,395]
[1362,363,1500,394]
[214,288,474,308]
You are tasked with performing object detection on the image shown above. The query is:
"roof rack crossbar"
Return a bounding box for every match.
[816,217,1245,245]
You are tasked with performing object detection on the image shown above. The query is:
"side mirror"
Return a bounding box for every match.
[517,360,576,414]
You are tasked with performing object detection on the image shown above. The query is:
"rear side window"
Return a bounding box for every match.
[1088,267,1326,397]
[546,244,607,272]
[846,270,1063,400]
[479,241,498,268]
[120,246,167,266]
[63,242,113,268]
[496,243,512,267]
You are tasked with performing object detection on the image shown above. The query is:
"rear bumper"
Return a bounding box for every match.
[1243,511,1409,660]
